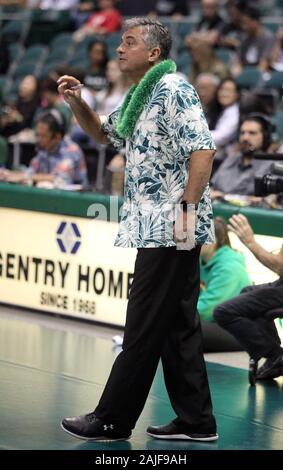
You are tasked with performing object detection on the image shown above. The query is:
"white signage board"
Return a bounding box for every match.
[0,208,136,325]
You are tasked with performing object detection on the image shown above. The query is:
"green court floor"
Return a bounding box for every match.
[0,307,283,450]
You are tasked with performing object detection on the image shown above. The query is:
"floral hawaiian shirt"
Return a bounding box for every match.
[28,137,88,186]
[102,73,216,248]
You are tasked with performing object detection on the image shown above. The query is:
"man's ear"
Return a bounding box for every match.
[148,47,161,64]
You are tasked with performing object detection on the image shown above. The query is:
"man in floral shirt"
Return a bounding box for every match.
[0,110,88,187]
[102,74,215,248]
[28,111,88,186]
[58,17,217,443]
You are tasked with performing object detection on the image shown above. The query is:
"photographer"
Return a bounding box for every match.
[210,114,274,199]
[214,214,283,380]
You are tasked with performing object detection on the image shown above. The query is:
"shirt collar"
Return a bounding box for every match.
[238,154,253,170]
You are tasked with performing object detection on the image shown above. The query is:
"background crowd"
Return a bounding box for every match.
[0,1,283,195]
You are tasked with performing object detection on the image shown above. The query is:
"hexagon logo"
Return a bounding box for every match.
[56,222,81,254]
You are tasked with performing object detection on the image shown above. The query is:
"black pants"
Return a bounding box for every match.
[94,247,215,430]
[214,280,283,361]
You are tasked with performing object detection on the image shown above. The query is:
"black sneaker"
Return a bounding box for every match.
[61,412,131,441]
[256,355,283,380]
[146,419,218,441]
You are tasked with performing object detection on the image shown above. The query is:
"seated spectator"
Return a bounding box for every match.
[95,59,130,184]
[149,0,189,19]
[1,75,39,140]
[0,110,88,187]
[189,37,230,85]
[195,73,220,125]
[71,59,130,145]
[29,110,87,186]
[73,0,122,42]
[210,114,274,198]
[36,77,73,133]
[94,59,130,115]
[231,4,276,76]
[72,59,129,189]
[49,65,96,109]
[198,216,251,322]
[271,27,283,71]
[84,40,109,93]
[185,0,225,47]
[214,213,283,381]
[118,0,156,16]
[209,78,240,148]
[72,1,97,29]
[217,0,244,50]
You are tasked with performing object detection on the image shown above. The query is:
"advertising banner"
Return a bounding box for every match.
[0,208,136,325]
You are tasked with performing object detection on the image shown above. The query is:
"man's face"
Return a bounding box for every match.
[241,15,257,34]
[106,60,122,83]
[117,27,157,75]
[202,0,218,19]
[239,120,264,155]
[227,4,241,22]
[98,0,114,10]
[89,43,106,65]
[36,122,60,152]
[195,77,217,106]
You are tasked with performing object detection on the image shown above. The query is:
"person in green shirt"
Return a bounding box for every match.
[198,216,251,322]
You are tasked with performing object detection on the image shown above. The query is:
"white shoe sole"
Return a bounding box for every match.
[61,423,131,441]
[147,431,219,441]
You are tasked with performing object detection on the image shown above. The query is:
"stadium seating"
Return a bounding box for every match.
[235,67,263,89]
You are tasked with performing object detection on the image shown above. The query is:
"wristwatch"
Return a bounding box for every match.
[180,201,198,212]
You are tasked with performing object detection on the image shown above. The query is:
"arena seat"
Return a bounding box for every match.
[235,67,263,89]
[264,71,283,90]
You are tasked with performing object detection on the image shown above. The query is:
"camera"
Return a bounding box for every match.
[254,154,283,196]
[255,173,283,196]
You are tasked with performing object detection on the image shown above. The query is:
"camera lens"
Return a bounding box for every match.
[263,175,283,195]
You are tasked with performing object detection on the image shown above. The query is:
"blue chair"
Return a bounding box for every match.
[23,45,48,63]
[176,51,192,74]
[12,61,38,80]
[215,48,232,64]
[49,32,73,51]
[235,67,263,89]
[264,71,283,90]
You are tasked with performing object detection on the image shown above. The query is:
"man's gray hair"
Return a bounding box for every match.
[122,17,172,61]
[196,73,221,87]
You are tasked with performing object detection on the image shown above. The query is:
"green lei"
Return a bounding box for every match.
[116,59,176,138]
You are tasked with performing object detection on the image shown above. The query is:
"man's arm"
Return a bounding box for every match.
[228,213,283,276]
[57,75,109,145]
[182,149,215,204]
[174,150,215,244]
